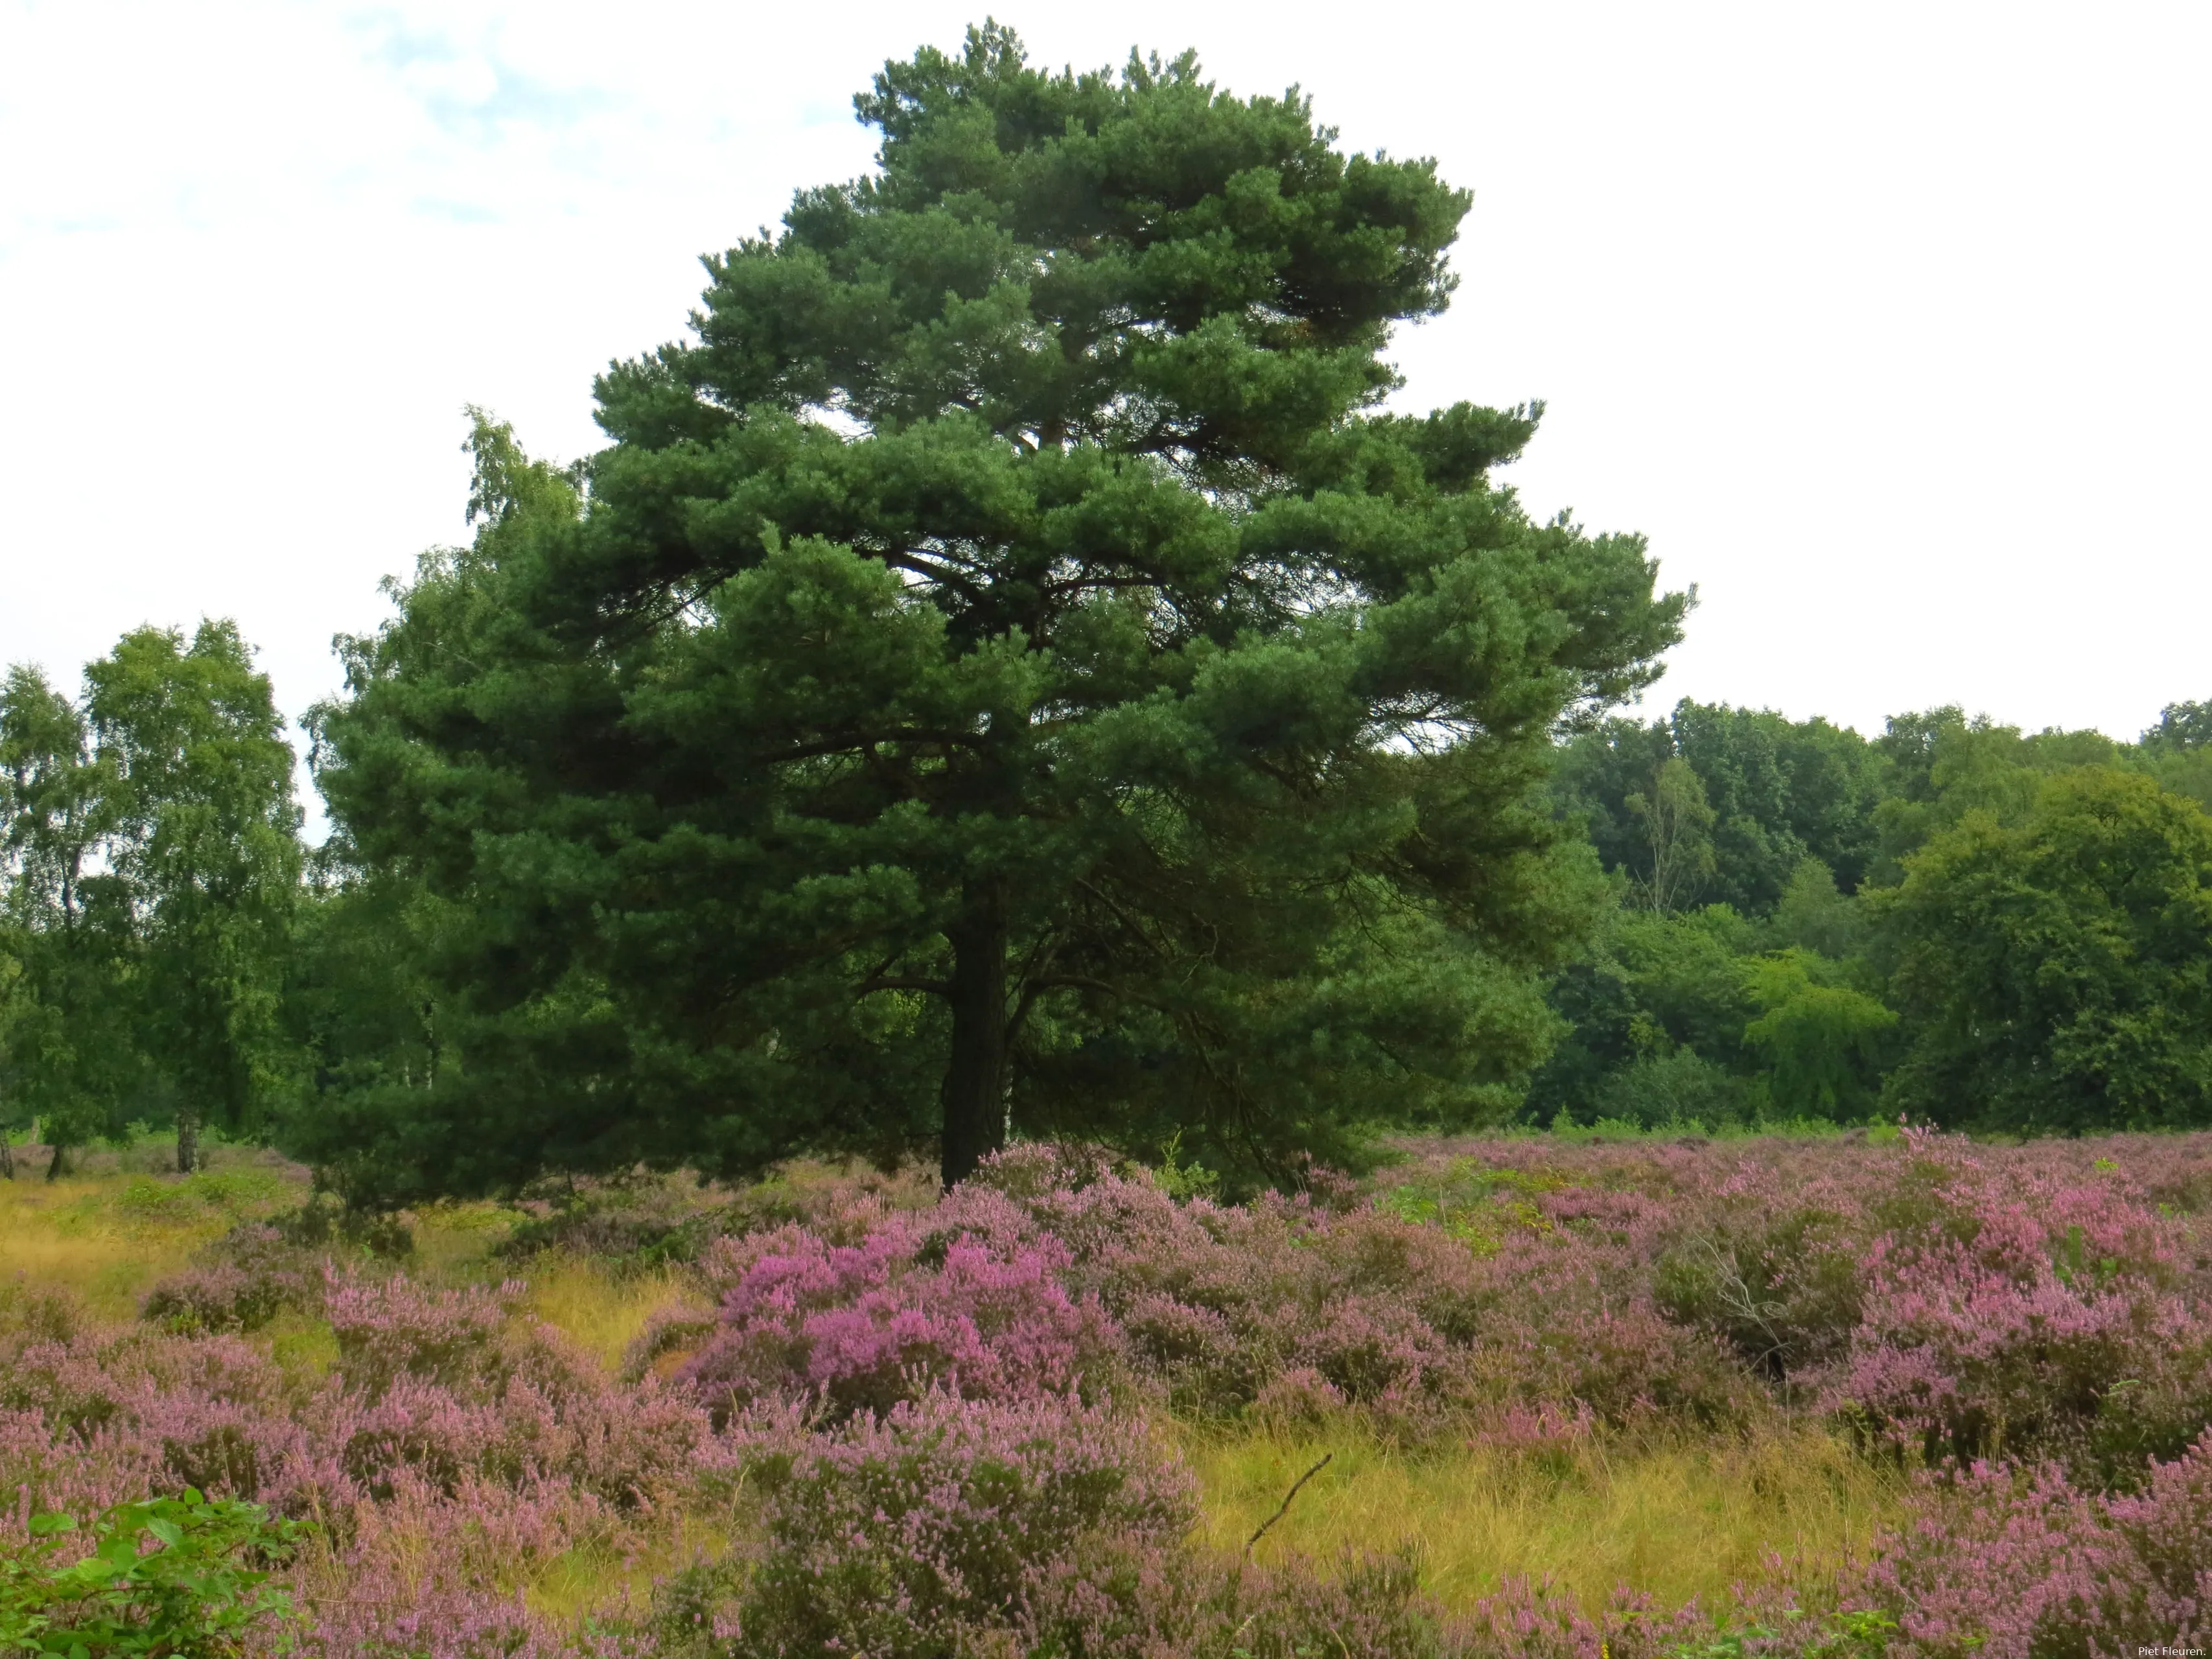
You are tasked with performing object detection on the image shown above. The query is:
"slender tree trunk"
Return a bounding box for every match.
[176,1109,200,1176]
[940,879,1009,1190]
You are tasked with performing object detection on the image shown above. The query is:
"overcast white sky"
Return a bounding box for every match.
[4,0,2207,827]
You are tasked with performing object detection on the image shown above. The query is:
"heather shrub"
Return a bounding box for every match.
[1286,1293,1449,1406]
[960,1140,1121,1201]
[316,1363,709,1508]
[693,1389,1196,1657]
[327,1374,556,1500]
[2108,1430,2212,1618]
[674,1224,1121,1421]
[0,1326,314,1515]
[1433,1229,1764,1433]
[1248,1366,1350,1432]
[142,1262,305,1336]
[292,1473,647,1659]
[1827,1134,2212,1476]
[141,1225,320,1334]
[1653,1207,1864,1385]
[324,1270,521,1400]
[1,1323,283,1443]
[296,1584,581,1659]
[2138,1143,2212,1215]
[1464,1398,1598,1463]
[1855,1437,2212,1656]
[927,1157,1477,1421]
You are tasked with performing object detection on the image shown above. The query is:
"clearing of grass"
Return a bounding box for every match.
[0,1144,307,1318]
[1184,1422,1901,1614]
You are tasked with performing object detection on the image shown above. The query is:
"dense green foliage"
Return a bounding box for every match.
[1529,699,2212,1133]
[297,25,1683,1199]
[1552,702,1886,909]
[0,1491,309,1656]
[1,664,134,1172]
[4,26,2211,1196]
[1,627,300,1175]
[1880,769,2212,1132]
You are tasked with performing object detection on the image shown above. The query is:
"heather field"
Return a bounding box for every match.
[5,1126,2212,1656]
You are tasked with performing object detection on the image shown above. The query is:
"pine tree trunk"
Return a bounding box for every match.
[940,880,1009,1190]
[176,1110,200,1176]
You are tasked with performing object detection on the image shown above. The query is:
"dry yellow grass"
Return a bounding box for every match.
[1,1154,703,1379]
[518,1256,707,1375]
[408,1200,521,1282]
[1182,1422,1900,1614]
[525,1510,749,1625]
[0,1147,306,1319]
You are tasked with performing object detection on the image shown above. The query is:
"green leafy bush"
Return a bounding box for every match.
[0,1490,309,1657]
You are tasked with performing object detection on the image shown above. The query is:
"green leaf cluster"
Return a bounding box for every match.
[0,1492,309,1657]
[1524,898,1894,1130]
[1878,767,2212,1131]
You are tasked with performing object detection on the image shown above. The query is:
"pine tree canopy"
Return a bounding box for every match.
[305,23,1687,1200]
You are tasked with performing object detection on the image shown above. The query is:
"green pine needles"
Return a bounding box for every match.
[306,23,1685,1198]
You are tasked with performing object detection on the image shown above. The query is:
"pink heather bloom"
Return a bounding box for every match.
[3,1128,2211,1653]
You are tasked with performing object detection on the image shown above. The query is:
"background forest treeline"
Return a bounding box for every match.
[6,617,2210,1178]
[1538,695,2212,1134]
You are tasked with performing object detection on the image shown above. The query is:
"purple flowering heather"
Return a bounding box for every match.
[4,1128,2212,1654]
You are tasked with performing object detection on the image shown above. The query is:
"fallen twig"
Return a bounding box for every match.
[1244,1451,1333,1560]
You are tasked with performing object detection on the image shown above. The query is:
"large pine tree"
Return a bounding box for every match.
[307,25,1685,1199]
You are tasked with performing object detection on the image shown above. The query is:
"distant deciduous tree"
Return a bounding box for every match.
[1740,949,1894,1119]
[1869,706,2119,883]
[1880,768,2212,1131]
[2141,700,2212,754]
[1626,757,1716,914]
[2134,699,2212,818]
[86,623,302,1173]
[1553,701,1885,915]
[0,665,134,1174]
